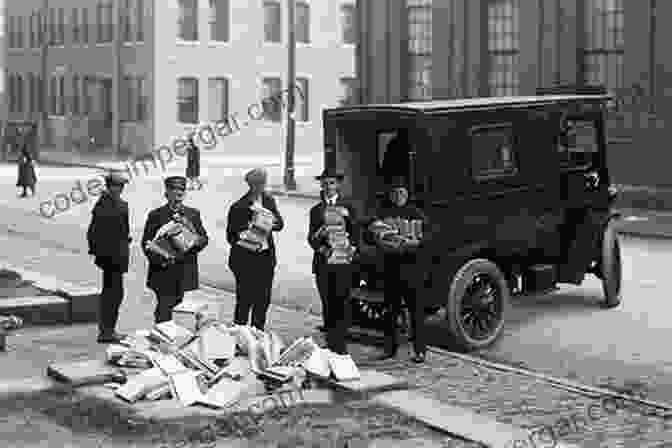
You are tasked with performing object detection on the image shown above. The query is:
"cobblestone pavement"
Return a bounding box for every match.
[3,229,672,446]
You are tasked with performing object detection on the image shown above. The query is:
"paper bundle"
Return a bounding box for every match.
[149,320,195,347]
[115,367,170,403]
[237,205,275,252]
[322,206,355,264]
[173,301,208,333]
[146,219,201,262]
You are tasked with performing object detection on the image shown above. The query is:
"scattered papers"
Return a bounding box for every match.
[150,320,194,347]
[171,371,206,406]
[173,301,208,332]
[197,377,248,409]
[115,368,169,403]
[302,347,331,378]
[328,353,360,381]
[192,324,236,361]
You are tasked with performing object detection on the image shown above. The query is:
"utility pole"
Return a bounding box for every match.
[283,0,297,190]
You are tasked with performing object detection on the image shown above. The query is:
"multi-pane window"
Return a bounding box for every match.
[261,77,282,121]
[339,77,358,106]
[72,8,80,43]
[264,1,281,43]
[487,0,520,97]
[178,77,199,124]
[178,0,198,41]
[97,0,113,43]
[296,2,310,44]
[295,78,309,121]
[208,78,229,122]
[209,0,230,42]
[583,0,624,91]
[123,76,147,121]
[407,0,432,101]
[137,0,144,41]
[341,4,356,45]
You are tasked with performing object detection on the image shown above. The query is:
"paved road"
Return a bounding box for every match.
[2,164,672,405]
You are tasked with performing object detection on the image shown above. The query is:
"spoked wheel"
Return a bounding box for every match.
[446,259,510,351]
[600,220,622,308]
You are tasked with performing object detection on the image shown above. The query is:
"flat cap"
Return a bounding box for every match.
[164,176,187,190]
[104,171,129,186]
[245,168,268,185]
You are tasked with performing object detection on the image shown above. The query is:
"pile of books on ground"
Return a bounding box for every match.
[102,302,360,410]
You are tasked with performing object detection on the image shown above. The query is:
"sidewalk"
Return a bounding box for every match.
[0,230,670,447]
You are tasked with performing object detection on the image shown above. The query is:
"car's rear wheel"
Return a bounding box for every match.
[600,220,622,309]
[445,259,510,351]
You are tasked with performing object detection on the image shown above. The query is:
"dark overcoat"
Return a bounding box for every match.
[141,204,209,294]
[16,146,36,188]
[226,192,284,275]
[87,192,132,273]
[307,194,359,274]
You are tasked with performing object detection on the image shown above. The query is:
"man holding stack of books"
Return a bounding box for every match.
[367,176,428,363]
[226,168,284,331]
[142,176,209,323]
[308,168,358,355]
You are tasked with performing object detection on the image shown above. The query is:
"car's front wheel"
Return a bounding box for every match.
[600,220,622,309]
[445,258,510,351]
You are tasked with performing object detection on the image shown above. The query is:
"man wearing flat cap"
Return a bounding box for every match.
[87,171,131,343]
[141,176,209,323]
[308,168,358,354]
[226,168,284,330]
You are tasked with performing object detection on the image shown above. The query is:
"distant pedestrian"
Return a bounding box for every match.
[16,142,36,197]
[226,168,284,331]
[186,135,201,190]
[142,176,209,323]
[86,171,131,344]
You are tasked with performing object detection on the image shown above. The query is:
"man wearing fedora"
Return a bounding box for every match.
[308,168,358,354]
[87,171,132,343]
[141,176,209,323]
[226,168,284,331]
[368,176,428,363]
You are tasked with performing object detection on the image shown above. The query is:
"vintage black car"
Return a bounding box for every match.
[322,85,621,351]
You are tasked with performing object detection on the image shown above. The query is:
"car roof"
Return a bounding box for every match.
[325,94,613,115]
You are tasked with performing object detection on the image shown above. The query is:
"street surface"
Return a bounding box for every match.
[2,163,672,447]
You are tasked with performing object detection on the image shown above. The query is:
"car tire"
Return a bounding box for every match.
[600,220,622,309]
[445,258,510,351]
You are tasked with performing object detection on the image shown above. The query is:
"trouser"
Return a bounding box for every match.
[153,291,184,324]
[315,272,330,327]
[316,264,353,355]
[99,269,124,334]
[232,257,275,331]
[383,260,426,355]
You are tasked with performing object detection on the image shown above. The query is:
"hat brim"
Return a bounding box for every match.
[315,174,345,181]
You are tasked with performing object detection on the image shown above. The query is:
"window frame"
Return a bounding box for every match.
[261,77,283,122]
[207,77,230,123]
[406,0,433,101]
[582,0,624,91]
[487,0,520,97]
[177,0,199,42]
[468,122,519,181]
[177,77,200,124]
[208,0,230,43]
[341,3,356,45]
[295,1,310,44]
[263,0,282,44]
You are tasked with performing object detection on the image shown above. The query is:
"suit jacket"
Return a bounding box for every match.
[308,194,359,274]
[87,192,131,272]
[141,203,209,293]
[226,192,284,274]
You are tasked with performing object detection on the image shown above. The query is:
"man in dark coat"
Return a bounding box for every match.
[16,142,36,197]
[367,177,428,363]
[185,135,201,190]
[87,171,131,343]
[226,168,284,331]
[141,176,209,323]
[308,168,358,354]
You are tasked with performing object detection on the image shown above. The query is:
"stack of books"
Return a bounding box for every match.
[323,206,355,264]
[237,205,275,252]
[145,219,201,263]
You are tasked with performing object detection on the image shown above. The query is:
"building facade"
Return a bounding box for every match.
[355,0,669,188]
[4,0,356,161]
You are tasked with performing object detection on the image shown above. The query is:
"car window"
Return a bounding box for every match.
[558,119,598,167]
[470,123,517,180]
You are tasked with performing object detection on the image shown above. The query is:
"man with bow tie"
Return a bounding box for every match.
[141,176,209,323]
[308,168,358,354]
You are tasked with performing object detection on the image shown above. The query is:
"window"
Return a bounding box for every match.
[583,0,624,90]
[97,1,113,43]
[71,76,80,115]
[8,17,12,49]
[28,15,34,48]
[557,118,599,167]
[339,77,358,106]
[341,4,356,45]
[136,0,144,41]
[178,77,199,124]
[137,78,147,121]
[72,8,79,43]
[295,78,309,121]
[122,76,147,121]
[407,0,432,101]
[50,75,65,116]
[487,0,520,96]
[122,0,132,42]
[208,78,229,122]
[470,124,517,179]
[209,0,229,42]
[16,75,24,113]
[83,76,92,114]
[296,2,310,44]
[17,16,23,49]
[82,8,89,43]
[261,77,282,122]
[178,0,198,41]
[264,1,281,43]
[58,8,65,45]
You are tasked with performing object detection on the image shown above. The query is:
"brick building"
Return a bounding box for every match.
[355,0,669,188]
[3,0,357,161]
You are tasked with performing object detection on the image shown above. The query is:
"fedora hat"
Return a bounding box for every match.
[104,171,129,186]
[315,168,345,181]
[385,175,409,190]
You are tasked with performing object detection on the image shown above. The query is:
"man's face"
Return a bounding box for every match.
[165,186,186,203]
[389,187,409,206]
[249,180,267,195]
[321,178,340,197]
[107,184,124,198]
